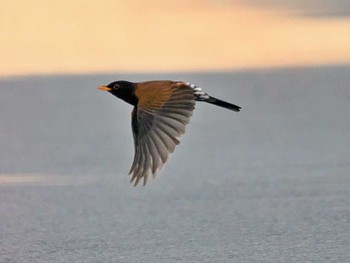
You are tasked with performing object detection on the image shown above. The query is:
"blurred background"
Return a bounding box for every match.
[1,0,350,76]
[1,1,350,262]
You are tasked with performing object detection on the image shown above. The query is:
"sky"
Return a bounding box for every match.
[1,0,350,76]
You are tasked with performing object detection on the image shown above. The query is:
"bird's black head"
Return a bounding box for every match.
[98,80,138,105]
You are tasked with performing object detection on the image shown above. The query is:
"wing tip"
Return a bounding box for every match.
[129,168,157,187]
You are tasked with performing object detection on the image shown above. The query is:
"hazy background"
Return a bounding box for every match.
[1,0,350,76]
[1,1,350,262]
[1,67,350,262]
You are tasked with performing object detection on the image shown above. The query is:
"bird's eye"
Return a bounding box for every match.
[114,84,120,90]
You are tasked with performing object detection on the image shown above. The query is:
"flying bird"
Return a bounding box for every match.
[98,80,241,186]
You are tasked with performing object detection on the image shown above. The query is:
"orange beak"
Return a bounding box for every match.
[98,86,112,91]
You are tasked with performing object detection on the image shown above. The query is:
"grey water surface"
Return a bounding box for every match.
[1,66,349,262]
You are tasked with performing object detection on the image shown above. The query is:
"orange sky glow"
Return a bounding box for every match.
[1,0,350,77]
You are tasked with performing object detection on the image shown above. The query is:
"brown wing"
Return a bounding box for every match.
[129,81,195,186]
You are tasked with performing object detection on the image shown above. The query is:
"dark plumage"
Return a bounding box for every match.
[98,80,241,186]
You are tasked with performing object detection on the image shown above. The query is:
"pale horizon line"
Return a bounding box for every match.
[1,62,349,80]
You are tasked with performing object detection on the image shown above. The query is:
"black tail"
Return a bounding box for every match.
[205,96,241,112]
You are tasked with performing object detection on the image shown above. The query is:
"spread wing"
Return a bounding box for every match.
[129,82,195,186]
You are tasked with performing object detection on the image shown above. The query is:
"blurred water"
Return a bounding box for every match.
[1,66,349,262]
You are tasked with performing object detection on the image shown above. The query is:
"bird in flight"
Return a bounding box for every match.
[98,80,241,186]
